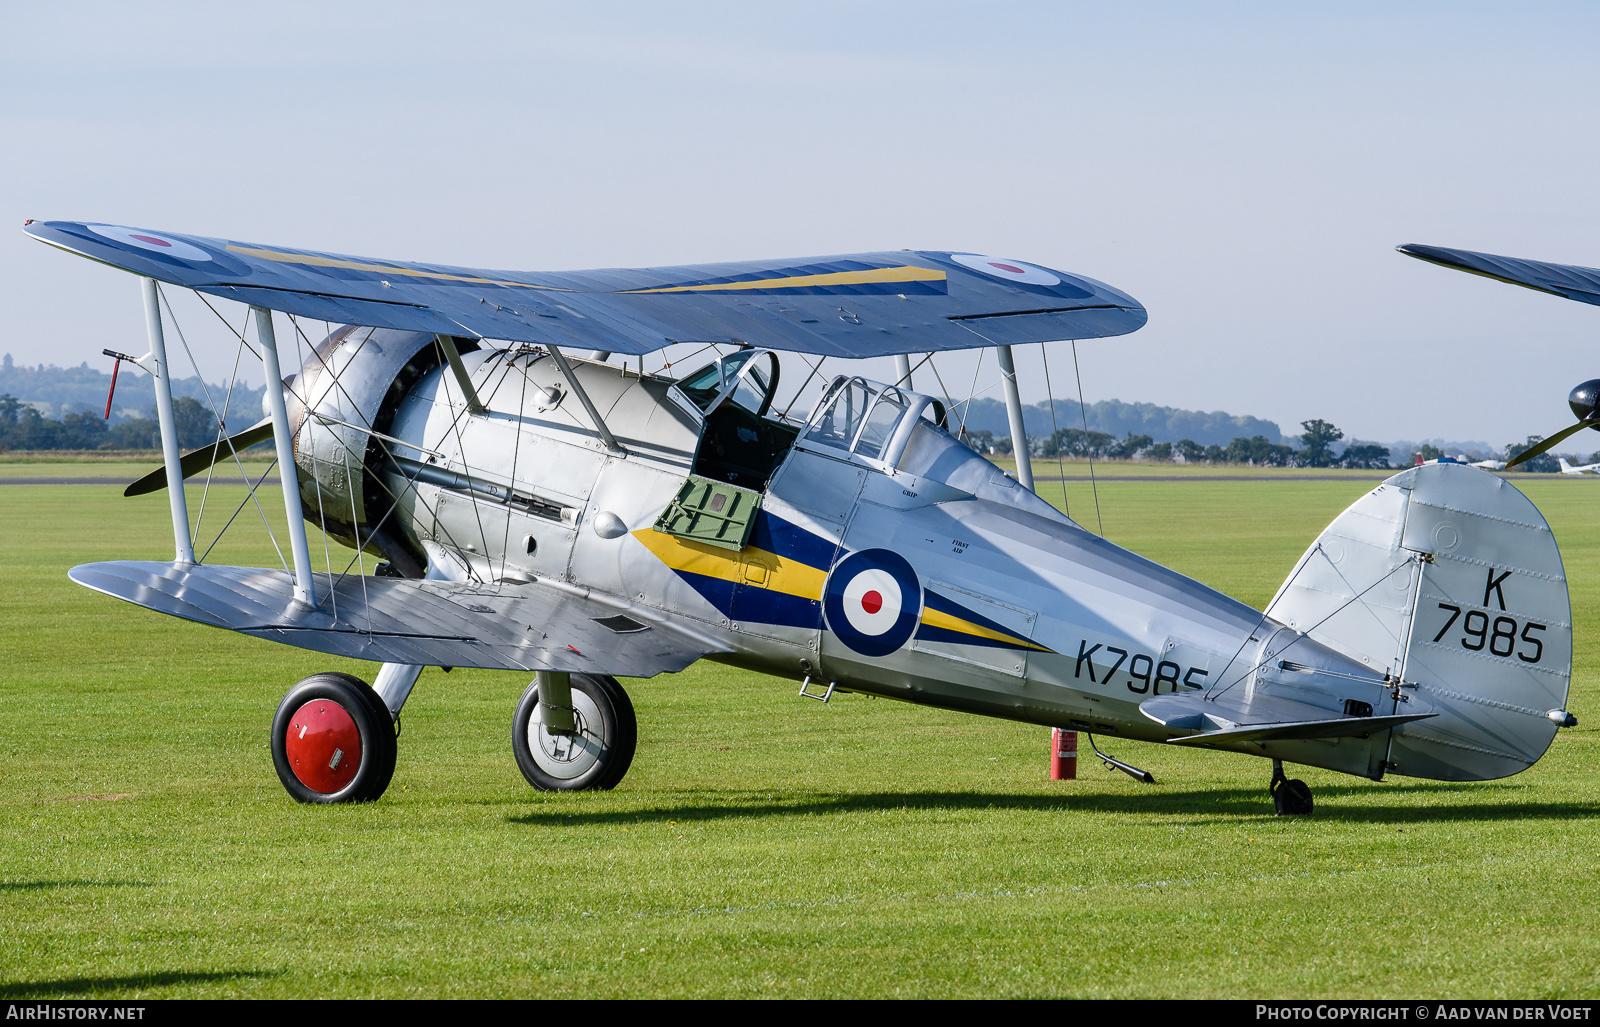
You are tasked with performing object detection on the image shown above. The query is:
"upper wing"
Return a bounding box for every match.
[24,220,1146,356]
[1398,242,1600,307]
[69,561,727,676]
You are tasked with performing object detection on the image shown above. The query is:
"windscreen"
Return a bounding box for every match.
[803,378,873,451]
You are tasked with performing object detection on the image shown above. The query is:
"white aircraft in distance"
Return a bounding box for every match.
[1558,458,1600,476]
[20,220,1581,818]
[1415,454,1505,471]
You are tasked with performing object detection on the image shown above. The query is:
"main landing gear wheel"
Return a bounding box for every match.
[271,672,397,804]
[1270,759,1314,816]
[512,674,636,791]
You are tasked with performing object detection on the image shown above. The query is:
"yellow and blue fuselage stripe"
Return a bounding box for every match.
[918,588,1052,652]
[635,511,1053,653]
[633,510,835,629]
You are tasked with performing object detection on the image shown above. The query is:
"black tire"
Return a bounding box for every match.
[512,674,636,791]
[1272,776,1314,816]
[271,672,398,803]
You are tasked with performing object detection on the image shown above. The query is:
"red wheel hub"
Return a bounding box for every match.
[285,699,362,793]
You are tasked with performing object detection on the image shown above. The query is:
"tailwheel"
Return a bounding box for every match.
[1270,759,1314,816]
[512,674,636,791]
[271,672,397,803]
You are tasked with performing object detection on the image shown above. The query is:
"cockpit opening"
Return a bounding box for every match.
[678,350,800,491]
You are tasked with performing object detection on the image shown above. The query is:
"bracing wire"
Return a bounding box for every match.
[923,354,959,423]
[1070,340,1104,538]
[195,315,256,545]
[432,336,493,580]
[155,285,226,542]
[891,351,937,390]
[500,347,534,586]
[299,314,478,597]
[193,293,260,360]
[197,459,281,564]
[1040,343,1070,517]
[949,347,986,440]
[291,315,338,621]
[1204,553,1420,703]
[191,292,287,569]
[320,317,374,635]
[779,354,828,421]
[185,295,478,588]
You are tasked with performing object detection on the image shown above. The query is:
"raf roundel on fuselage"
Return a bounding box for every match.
[824,549,923,658]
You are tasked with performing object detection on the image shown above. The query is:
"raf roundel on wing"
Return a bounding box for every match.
[86,224,214,263]
[823,549,922,658]
[949,252,1060,286]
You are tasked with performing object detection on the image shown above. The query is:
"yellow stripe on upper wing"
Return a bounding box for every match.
[617,266,946,295]
[632,529,826,600]
[225,245,571,292]
[919,605,1051,651]
[227,247,945,299]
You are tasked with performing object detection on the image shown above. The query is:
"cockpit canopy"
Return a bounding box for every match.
[669,355,1067,525]
[799,375,948,468]
[793,373,1067,523]
[676,349,781,419]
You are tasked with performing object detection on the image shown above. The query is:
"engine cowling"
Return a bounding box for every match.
[285,326,475,576]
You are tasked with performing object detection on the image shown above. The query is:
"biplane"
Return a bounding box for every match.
[22,221,1578,814]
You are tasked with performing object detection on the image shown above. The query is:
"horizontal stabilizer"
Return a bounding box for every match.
[69,560,725,675]
[1141,691,1433,745]
[24,221,1146,357]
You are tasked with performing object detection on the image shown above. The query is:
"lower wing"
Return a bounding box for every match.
[70,561,727,676]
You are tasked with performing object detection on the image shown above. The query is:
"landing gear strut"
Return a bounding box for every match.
[1270,759,1313,816]
[512,673,636,791]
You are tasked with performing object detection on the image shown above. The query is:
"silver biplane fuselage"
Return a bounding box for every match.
[292,329,1561,789]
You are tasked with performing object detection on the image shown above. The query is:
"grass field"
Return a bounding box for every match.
[0,451,275,480]
[1,466,1596,998]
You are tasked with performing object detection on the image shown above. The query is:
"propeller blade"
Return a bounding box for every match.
[124,417,276,497]
[1504,420,1596,469]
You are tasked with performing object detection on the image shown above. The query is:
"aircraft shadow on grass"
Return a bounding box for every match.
[0,879,152,892]
[508,785,1598,828]
[0,970,277,998]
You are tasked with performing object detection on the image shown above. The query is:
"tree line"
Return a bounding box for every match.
[962,418,1393,469]
[0,394,220,452]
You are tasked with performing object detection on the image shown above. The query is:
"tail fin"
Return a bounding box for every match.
[1560,457,1574,473]
[1266,464,1570,780]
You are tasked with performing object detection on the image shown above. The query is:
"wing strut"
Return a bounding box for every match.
[433,334,487,415]
[141,278,195,564]
[545,344,626,455]
[893,353,914,390]
[994,344,1034,491]
[255,306,317,606]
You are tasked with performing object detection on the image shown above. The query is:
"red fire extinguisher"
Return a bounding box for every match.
[1050,728,1077,780]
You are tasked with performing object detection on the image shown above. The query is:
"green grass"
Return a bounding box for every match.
[994,456,1403,479]
[0,452,274,479]
[0,468,1596,998]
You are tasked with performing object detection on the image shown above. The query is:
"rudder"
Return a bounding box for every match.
[1266,464,1570,780]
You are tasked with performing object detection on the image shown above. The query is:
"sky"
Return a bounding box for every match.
[2,1,1598,448]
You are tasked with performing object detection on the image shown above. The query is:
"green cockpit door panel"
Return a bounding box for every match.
[653,475,763,551]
